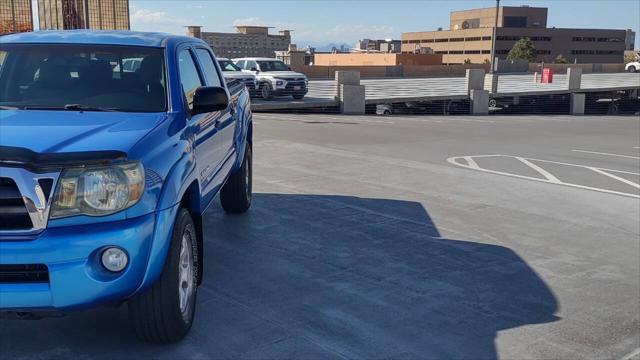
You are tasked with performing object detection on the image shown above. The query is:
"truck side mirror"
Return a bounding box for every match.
[192,86,228,115]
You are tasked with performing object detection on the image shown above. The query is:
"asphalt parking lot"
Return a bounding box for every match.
[1,113,639,359]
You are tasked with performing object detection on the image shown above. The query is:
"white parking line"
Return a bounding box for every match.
[572,149,640,160]
[588,167,640,189]
[516,157,561,183]
[621,347,640,360]
[447,154,640,199]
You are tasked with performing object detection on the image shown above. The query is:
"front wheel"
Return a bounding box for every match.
[628,66,637,73]
[129,208,198,343]
[220,144,252,213]
[260,83,273,100]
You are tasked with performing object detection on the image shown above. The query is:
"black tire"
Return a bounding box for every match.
[129,208,198,343]
[292,93,305,100]
[220,144,252,213]
[260,83,273,100]
[383,110,392,116]
[628,66,637,73]
[488,98,497,108]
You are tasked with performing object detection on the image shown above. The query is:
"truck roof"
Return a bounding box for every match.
[0,30,205,48]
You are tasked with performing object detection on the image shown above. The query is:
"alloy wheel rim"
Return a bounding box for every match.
[178,232,194,320]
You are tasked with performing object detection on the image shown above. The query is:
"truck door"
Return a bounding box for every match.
[177,47,223,199]
[194,48,237,171]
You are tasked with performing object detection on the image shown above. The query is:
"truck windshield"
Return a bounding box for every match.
[257,61,290,72]
[0,44,167,112]
[219,60,241,72]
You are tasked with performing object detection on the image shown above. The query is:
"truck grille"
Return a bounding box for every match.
[0,177,32,231]
[0,264,49,283]
[285,79,307,92]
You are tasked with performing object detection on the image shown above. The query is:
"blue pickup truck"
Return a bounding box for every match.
[0,31,253,343]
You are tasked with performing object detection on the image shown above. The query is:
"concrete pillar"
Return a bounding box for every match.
[470,89,489,115]
[567,67,582,90]
[570,93,585,115]
[465,69,485,94]
[484,74,498,93]
[340,85,365,115]
[335,71,361,100]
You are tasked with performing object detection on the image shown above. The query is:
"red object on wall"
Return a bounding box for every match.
[541,68,554,83]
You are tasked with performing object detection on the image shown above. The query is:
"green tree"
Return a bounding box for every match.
[507,37,536,62]
[553,54,568,64]
[624,52,639,64]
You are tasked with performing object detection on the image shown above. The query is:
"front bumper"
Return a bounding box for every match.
[0,209,170,311]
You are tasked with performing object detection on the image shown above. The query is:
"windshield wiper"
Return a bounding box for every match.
[63,104,119,112]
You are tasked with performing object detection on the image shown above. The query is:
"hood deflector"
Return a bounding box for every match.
[0,146,127,170]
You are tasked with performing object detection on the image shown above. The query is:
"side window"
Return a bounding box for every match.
[236,60,245,69]
[195,48,222,87]
[247,60,257,70]
[178,49,203,111]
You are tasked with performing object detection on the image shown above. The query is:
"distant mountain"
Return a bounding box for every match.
[305,43,353,52]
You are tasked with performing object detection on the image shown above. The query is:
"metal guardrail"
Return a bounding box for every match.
[250,72,640,113]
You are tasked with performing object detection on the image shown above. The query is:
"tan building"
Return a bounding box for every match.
[1,0,34,35]
[38,0,130,30]
[402,5,627,64]
[314,53,442,66]
[186,25,291,59]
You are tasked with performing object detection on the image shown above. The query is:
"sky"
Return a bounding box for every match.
[31,0,640,48]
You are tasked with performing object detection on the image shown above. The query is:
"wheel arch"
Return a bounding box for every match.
[180,180,204,286]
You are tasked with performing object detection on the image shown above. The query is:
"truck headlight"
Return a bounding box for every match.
[50,162,144,219]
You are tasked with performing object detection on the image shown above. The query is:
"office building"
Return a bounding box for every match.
[38,0,130,30]
[186,25,291,58]
[401,5,627,64]
[1,0,34,35]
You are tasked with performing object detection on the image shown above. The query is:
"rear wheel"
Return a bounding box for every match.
[628,66,637,73]
[220,144,252,214]
[129,208,198,343]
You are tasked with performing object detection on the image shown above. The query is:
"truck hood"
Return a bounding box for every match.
[223,72,256,80]
[0,110,166,156]
[260,71,307,79]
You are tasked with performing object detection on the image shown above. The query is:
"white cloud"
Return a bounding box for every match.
[130,8,196,34]
[232,17,268,27]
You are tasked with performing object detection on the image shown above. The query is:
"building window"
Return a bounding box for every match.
[572,37,596,42]
[530,36,552,41]
[464,50,481,54]
[434,38,449,43]
[449,50,464,54]
[503,16,527,28]
[481,36,492,41]
[597,37,624,42]
[450,38,464,42]
[465,37,482,42]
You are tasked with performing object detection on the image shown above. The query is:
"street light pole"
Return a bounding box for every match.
[489,0,500,74]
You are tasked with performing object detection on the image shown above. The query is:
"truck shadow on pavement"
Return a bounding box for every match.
[0,193,559,359]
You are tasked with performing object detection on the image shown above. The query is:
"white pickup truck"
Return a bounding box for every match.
[626,61,639,73]
[233,58,308,100]
[218,58,258,97]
